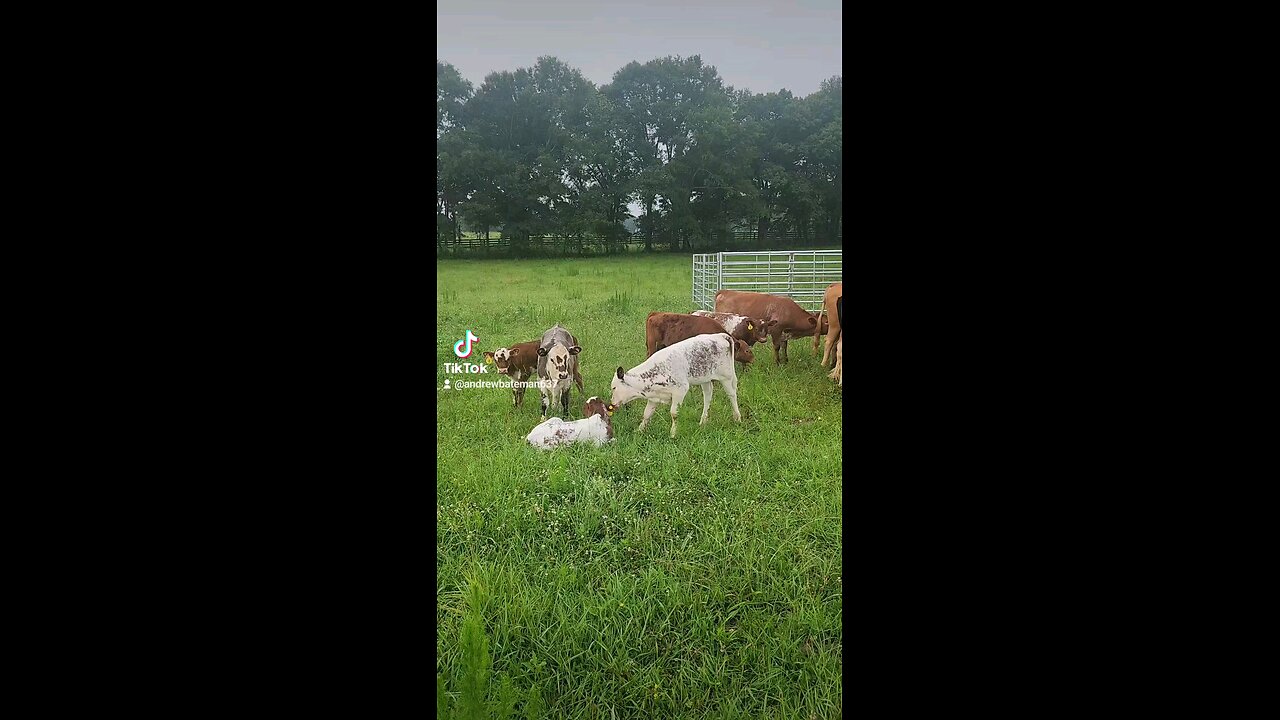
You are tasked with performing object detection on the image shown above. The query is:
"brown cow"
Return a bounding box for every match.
[482,340,539,408]
[714,289,821,364]
[645,313,755,366]
[816,282,843,368]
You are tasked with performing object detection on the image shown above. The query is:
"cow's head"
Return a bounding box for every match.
[610,366,646,408]
[538,342,581,380]
[583,396,613,419]
[734,339,755,365]
[743,318,770,344]
[483,347,518,374]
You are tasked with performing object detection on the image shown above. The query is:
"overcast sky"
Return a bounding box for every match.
[437,0,841,98]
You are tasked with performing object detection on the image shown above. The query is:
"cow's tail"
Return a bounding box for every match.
[726,332,735,361]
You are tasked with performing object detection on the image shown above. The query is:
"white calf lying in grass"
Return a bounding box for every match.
[526,397,616,449]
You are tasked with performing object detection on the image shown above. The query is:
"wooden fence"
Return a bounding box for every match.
[436,231,842,257]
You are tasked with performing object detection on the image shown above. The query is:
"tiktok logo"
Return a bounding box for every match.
[453,330,478,358]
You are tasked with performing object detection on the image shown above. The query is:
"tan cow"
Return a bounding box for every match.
[816,282,843,368]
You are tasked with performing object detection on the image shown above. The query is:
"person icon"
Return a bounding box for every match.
[443,379,452,390]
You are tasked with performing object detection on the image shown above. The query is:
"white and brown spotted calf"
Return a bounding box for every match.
[689,310,772,345]
[525,396,616,450]
[536,324,584,419]
[610,332,742,439]
[482,339,539,408]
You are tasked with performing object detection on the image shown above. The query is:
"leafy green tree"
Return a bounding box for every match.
[437,51,841,254]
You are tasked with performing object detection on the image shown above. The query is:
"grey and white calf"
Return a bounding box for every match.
[609,332,742,439]
[536,323,584,419]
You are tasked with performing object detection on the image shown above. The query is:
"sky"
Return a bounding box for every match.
[436,0,842,98]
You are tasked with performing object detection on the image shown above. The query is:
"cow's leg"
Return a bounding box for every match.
[822,328,838,368]
[780,338,789,363]
[560,388,570,417]
[718,376,742,422]
[574,367,584,393]
[638,400,659,432]
[699,382,714,425]
[540,388,549,419]
[668,386,688,438]
[771,333,783,364]
[837,337,843,387]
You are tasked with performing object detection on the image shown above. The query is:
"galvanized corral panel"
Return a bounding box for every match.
[692,250,842,311]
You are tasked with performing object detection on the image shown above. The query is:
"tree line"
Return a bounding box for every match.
[437,55,841,255]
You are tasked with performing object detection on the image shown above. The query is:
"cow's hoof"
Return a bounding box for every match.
[699,417,708,426]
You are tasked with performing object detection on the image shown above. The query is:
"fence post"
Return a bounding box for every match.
[717,252,723,300]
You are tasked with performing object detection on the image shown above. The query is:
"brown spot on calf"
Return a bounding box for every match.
[582,397,614,440]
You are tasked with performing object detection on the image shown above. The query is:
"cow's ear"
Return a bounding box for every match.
[482,352,494,360]
[616,366,625,380]
[508,348,518,356]
[568,345,581,355]
[538,347,549,356]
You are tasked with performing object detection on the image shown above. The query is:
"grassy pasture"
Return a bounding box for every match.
[436,255,842,719]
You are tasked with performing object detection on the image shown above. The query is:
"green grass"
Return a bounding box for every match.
[437,255,842,719]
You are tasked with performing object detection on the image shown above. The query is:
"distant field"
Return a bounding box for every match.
[436,255,842,719]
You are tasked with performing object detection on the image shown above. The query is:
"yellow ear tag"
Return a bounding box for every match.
[484,355,493,365]
[747,323,753,331]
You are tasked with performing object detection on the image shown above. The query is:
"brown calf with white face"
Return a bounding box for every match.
[482,340,540,408]
[714,289,825,364]
[646,312,756,366]
[816,282,843,368]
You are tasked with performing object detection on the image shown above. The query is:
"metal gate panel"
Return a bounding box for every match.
[692,250,841,311]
